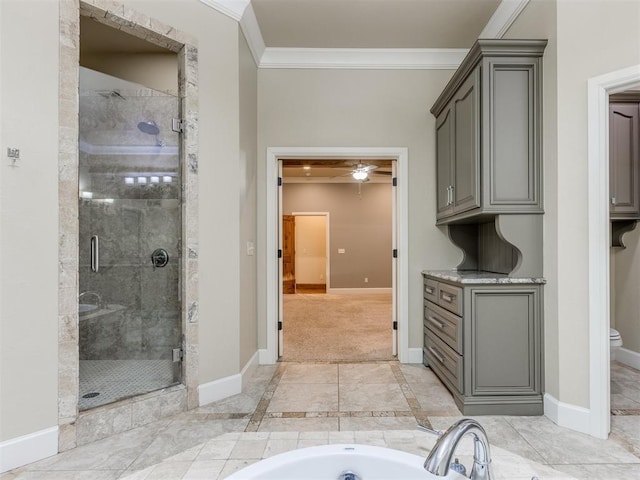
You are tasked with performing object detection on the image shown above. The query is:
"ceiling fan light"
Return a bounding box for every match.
[352,170,368,181]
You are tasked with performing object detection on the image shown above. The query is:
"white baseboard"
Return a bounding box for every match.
[198,373,242,407]
[241,351,259,390]
[616,347,640,370]
[327,288,392,294]
[407,348,423,364]
[544,393,591,436]
[258,348,274,365]
[199,351,263,406]
[0,426,58,473]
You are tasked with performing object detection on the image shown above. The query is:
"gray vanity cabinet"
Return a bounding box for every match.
[431,40,546,225]
[423,272,544,415]
[609,102,640,219]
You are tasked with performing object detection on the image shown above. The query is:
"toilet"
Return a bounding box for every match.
[610,328,623,362]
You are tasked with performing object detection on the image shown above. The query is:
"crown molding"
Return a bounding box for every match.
[199,0,523,69]
[239,3,266,66]
[259,48,468,70]
[198,0,249,22]
[479,0,530,38]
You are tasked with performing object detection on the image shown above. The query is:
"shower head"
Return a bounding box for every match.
[137,121,160,136]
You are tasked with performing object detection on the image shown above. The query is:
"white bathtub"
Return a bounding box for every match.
[225,444,467,480]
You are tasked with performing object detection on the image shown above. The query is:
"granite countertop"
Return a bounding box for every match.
[422,270,546,285]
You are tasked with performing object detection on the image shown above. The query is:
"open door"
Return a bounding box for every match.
[392,160,398,356]
[277,161,283,357]
[282,215,296,294]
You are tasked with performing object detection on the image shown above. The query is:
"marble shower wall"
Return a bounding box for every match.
[78,86,182,362]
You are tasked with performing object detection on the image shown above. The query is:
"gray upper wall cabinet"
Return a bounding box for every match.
[609,101,640,220]
[431,40,547,225]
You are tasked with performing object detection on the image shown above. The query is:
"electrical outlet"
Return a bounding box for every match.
[364,277,369,283]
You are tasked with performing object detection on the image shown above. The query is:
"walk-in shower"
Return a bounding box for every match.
[78,67,182,410]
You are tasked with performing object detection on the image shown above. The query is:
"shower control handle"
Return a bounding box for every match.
[151,248,169,268]
[91,235,99,273]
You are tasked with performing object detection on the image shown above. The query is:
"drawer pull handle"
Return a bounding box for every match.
[425,287,434,294]
[441,293,454,303]
[428,346,445,364]
[428,316,445,329]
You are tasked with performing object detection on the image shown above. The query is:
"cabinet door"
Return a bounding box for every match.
[452,70,480,214]
[610,102,640,218]
[468,288,541,396]
[436,106,454,218]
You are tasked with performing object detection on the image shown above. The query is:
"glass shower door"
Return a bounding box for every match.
[78,67,182,410]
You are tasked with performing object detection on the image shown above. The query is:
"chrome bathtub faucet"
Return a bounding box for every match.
[421,418,493,480]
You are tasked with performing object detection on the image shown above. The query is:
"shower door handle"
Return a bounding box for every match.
[91,235,99,272]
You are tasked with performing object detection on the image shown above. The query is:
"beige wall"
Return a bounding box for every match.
[0,0,60,441]
[283,183,392,288]
[507,0,640,408]
[238,30,258,368]
[258,69,462,350]
[614,227,640,353]
[294,215,327,285]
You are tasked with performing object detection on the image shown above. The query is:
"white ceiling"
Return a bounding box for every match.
[251,0,501,49]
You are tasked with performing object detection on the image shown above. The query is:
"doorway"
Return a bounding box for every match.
[587,65,640,438]
[281,173,393,362]
[265,147,410,364]
[292,213,329,293]
[78,67,182,409]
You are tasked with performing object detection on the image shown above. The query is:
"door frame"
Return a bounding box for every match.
[265,147,409,363]
[587,64,640,438]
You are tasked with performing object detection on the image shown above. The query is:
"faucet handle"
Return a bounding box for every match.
[416,424,442,437]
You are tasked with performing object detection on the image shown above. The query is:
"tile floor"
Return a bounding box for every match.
[79,360,178,410]
[3,361,640,479]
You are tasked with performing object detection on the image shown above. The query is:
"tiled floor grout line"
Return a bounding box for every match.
[245,362,287,432]
[390,363,433,430]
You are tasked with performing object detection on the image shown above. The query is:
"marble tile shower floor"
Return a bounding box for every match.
[79,359,177,410]
[3,361,640,479]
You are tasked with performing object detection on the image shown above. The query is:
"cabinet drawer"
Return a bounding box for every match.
[424,331,463,393]
[424,302,462,354]
[423,279,438,303]
[437,283,463,316]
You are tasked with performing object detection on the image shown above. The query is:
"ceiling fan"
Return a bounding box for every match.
[351,162,378,181]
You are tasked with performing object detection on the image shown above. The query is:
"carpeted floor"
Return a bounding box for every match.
[282,293,394,362]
